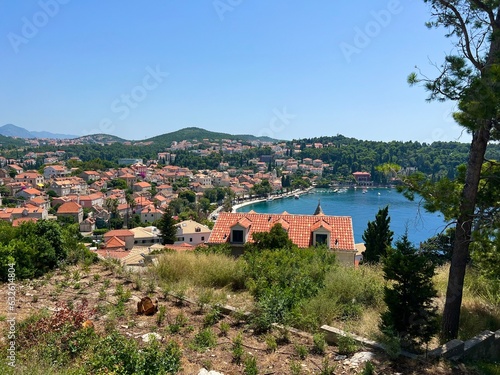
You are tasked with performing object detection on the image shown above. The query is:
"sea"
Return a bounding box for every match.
[236,187,449,245]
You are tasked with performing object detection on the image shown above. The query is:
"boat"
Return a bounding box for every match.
[362,188,367,194]
[266,196,274,202]
[294,194,300,199]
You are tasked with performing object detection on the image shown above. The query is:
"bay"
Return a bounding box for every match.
[236,188,449,245]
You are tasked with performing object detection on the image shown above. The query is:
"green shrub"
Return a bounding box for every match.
[232,332,244,364]
[337,334,359,355]
[312,333,326,355]
[243,355,258,375]
[361,361,375,375]
[167,312,189,334]
[292,264,386,335]
[319,358,337,375]
[156,305,166,326]
[290,361,302,375]
[191,328,217,352]
[203,307,222,327]
[219,321,230,336]
[294,343,308,360]
[88,331,181,374]
[245,247,336,328]
[265,334,277,352]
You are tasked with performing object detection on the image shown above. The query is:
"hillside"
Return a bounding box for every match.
[72,133,127,144]
[0,262,482,375]
[143,126,278,145]
[0,134,25,148]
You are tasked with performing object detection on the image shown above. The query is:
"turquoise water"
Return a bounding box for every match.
[237,188,448,245]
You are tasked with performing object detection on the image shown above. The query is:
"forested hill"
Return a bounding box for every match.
[0,134,26,148]
[2,133,500,181]
[292,135,500,179]
[143,127,277,144]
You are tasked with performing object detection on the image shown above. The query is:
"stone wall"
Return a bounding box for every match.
[320,324,500,362]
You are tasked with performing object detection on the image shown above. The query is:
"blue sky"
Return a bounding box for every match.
[1,1,467,143]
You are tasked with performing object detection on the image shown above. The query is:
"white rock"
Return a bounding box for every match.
[141,332,162,343]
[349,351,376,365]
[198,369,224,375]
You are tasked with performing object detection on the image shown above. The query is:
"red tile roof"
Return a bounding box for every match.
[103,229,134,238]
[12,217,38,226]
[95,249,129,259]
[57,201,82,214]
[208,212,355,251]
[164,243,194,252]
[104,236,126,249]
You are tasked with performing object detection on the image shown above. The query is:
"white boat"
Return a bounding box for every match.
[362,188,367,194]
[294,194,300,199]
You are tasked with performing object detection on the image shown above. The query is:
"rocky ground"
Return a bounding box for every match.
[0,263,484,374]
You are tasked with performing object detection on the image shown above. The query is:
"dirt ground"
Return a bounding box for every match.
[0,263,483,374]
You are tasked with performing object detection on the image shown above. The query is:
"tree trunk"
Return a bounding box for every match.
[441,125,490,341]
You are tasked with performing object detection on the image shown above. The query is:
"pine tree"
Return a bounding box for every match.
[380,234,438,351]
[362,206,393,263]
[159,209,177,245]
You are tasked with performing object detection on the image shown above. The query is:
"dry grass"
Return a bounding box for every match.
[153,251,246,290]
[0,258,495,374]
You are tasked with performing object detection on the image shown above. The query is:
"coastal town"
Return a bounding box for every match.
[0,134,378,267]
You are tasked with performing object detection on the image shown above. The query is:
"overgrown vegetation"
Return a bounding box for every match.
[2,299,182,374]
[0,220,97,281]
[244,243,336,332]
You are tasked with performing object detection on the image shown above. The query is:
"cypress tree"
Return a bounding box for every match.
[362,206,393,263]
[159,209,177,245]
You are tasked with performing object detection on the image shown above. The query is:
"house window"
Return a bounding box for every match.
[315,234,328,246]
[201,236,205,241]
[232,229,244,243]
[189,238,192,242]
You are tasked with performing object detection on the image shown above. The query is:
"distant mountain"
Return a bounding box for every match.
[0,124,77,139]
[143,127,279,145]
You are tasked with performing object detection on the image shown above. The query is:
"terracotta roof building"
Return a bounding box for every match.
[56,201,83,223]
[208,204,356,265]
[103,229,134,250]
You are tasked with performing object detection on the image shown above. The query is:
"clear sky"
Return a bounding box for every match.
[1,0,469,143]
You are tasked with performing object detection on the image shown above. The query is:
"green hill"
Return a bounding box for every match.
[0,134,26,148]
[73,134,127,144]
[142,127,278,145]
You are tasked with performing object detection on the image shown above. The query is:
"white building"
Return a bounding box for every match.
[175,220,212,245]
